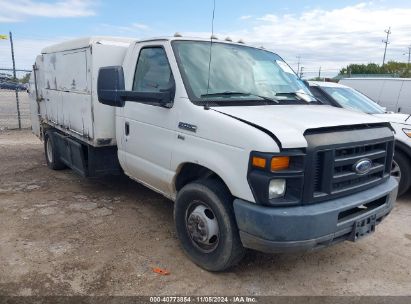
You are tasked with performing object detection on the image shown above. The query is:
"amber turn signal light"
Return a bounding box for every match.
[252,156,266,169]
[271,156,290,171]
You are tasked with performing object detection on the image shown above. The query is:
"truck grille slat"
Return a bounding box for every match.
[333,164,385,183]
[310,138,393,203]
[334,149,386,166]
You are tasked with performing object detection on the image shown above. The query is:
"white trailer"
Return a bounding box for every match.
[30,37,133,146]
[339,78,411,114]
[30,36,398,271]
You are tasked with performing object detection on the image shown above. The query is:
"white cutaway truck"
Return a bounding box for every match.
[29,36,398,271]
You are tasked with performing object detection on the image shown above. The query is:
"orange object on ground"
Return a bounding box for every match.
[153,267,170,275]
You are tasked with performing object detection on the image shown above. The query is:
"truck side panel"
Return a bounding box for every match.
[30,40,131,146]
[91,43,131,145]
[39,47,94,139]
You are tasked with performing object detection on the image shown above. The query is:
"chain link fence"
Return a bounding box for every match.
[0,68,31,130]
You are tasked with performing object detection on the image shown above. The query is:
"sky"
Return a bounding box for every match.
[1,0,411,78]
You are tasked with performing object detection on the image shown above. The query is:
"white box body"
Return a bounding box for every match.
[30,37,134,146]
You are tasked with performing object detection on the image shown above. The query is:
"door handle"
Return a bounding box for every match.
[125,122,130,136]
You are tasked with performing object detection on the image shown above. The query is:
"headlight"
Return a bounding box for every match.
[269,179,286,199]
[248,151,305,206]
[402,128,411,138]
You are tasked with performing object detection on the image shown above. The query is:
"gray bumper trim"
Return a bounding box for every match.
[234,177,398,253]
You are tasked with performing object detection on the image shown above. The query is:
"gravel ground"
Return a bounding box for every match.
[0,130,410,296]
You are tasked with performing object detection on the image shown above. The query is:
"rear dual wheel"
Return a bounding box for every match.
[44,131,66,170]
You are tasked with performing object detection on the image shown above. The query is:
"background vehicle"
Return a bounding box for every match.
[309,81,411,196]
[29,36,397,271]
[0,81,27,91]
[339,78,411,114]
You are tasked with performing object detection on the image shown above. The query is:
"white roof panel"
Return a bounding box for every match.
[41,36,135,54]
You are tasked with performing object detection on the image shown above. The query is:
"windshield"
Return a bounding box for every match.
[321,86,385,114]
[172,40,315,105]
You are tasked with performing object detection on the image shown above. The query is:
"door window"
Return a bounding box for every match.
[132,47,173,93]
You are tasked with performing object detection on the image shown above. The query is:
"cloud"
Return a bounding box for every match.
[186,3,411,77]
[233,3,411,77]
[132,23,149,30]
[239,15,253,20]
[0,16,20,22]
[100,22,151,34]
[0,37,68,69]
[4,2,411,77]
[0,0,96,22]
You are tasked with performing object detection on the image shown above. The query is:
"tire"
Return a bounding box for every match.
[174,179,245,271]
[393,150,411,197]
[44,131,66,170]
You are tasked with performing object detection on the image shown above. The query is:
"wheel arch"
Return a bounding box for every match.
[395,141,411,161]
[173,162,232,196]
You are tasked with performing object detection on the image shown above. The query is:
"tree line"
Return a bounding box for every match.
[339,61,411,78]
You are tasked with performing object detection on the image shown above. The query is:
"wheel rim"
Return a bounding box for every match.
[46,137,53,163]
[185,201,219,253]
[391,160,401,183]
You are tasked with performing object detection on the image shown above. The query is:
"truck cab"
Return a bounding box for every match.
[30,37,398,271]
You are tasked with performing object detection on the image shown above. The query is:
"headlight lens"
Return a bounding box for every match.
[403,128,411,138]
[269,179,286,199]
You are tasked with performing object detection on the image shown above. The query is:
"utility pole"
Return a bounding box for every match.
[404,45,411,67]
[296,56,301,77]
[299,67,304,79]
[405,45,411,77]
[318,66,321,79]
[382,27,391,66]
[9,31,21,129]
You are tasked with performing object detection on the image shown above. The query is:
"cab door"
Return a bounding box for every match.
[122,42,177,195]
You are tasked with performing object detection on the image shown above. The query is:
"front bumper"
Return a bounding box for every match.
[233,177,398,253]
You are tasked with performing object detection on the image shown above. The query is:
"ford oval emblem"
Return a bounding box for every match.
[353,159,373,175]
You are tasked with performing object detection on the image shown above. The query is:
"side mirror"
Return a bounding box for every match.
[98,66,175,108]
[121,85,174,108]
[97,66,126,107]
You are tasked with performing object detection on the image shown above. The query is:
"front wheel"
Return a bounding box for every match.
[174,179,245,271]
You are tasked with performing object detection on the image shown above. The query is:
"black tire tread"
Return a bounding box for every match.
[199,178,246,269]
[394,150,411,196]
[44,131,66,170]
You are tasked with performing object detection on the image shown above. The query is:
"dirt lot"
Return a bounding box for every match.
[0,130,410,296]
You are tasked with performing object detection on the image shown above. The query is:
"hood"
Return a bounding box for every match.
[212,105,387,148]
[373,113,411,125]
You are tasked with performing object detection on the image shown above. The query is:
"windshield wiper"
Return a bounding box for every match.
[275,91,315,101]
[200,91,279,103]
